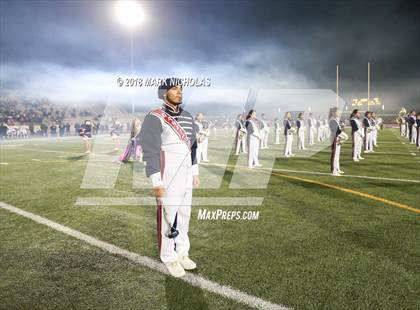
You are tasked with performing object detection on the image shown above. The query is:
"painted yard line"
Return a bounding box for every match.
[270,168,420,183]
[75,197,264,206]
[0,202,288,310]
[269,171,420,214]
[208,163,419,214]
[203,162,420,184]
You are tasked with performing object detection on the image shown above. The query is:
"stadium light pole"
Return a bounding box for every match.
[367,62,371,111]
[114,0,146,115]
[336,65,339,107]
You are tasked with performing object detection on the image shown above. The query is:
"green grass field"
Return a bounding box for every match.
[0,128,419,310]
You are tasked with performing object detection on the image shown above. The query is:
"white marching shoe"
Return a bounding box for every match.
[178,256,197,270]
[359,157,365,160]
[165,261,186,278]
[331,171,341,176]
[338,170,345,174]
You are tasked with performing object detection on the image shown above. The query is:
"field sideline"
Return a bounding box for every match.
[0,128,419,309]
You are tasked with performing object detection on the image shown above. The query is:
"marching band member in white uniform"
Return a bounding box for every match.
[235,114,247,155]
[350,109,365,162]
[259,113,270,149]
[416,114,420,148]
[245,109,262,168]
[283,112,295,157]
[307,113,316,145]
[296,112,306,150]
[408,111,417,144]
[329,107,346,176]
[397,112,406,137]
[139,78,199,278]
[317,116,324,142]
[195,113,210,163]
[274,118,282,144]
[363,111,374,153]
[324,118,330,140]
[372,113,381,147]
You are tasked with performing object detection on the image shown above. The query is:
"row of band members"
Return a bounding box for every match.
[397,110,419,147]
[79,109,386,176]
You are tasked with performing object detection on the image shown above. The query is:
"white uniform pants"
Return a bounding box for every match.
[309,127,315,145]
[235,133,247,155]
[298,129,305,149]
[202,137,209,161]
[260,131,267,149]
[352,132,363,160]
[248,135,260,167]
[196,142,203,164]
[275,128,281,144]
[331,141,341,173]
[263,130,269,148]
[372,128,378,146]
[284,134,293,156]
[158,150,193,264]
[411,126,417,144]
[365,130,373,151]
[400,124,406,136]
[317,128,323,141]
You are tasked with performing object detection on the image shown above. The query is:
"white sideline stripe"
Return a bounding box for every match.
[0,202,288,310]
[0,162,9,165]
[75,197,264,206]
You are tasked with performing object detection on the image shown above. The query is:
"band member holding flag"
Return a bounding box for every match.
[139,78,199,278]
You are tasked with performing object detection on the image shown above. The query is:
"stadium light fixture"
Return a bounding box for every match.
[114,0,145,30]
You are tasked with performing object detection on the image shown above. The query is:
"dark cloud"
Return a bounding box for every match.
[0,0,419,110]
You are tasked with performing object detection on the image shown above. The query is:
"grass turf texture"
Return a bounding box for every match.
[0,128,419,309]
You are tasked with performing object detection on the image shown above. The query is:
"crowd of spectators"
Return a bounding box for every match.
[0,98,118,139]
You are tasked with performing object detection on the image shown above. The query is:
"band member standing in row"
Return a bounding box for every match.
[296,112,306,150]
[274,118,281,144]
[110,120,121,151]
[317,116,324,142]
[80,120,93,154]
[195,112,210,163]
[372,112,381,147]
[259,113,269,149]
[363,111,374,153]
[307,113,316,146]
[416,114,420,148]
[407,111,417,144]
[397,112,406,136]
[235,114,247,155]
[283,112,295,157]
[245,109,262,168]
[329,107,344,176]
[350,109,365,162]
[139,78,199,278]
